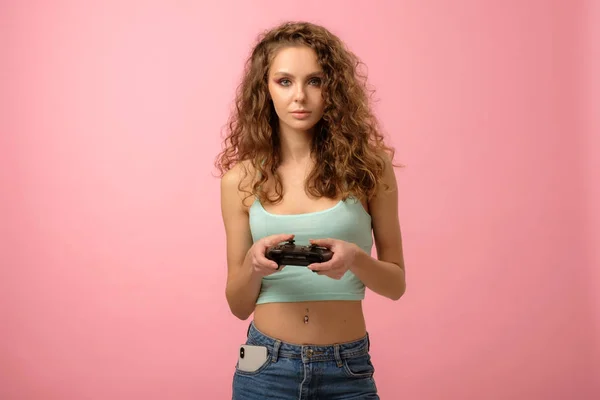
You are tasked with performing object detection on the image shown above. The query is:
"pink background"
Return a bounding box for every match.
[1,1,598,399]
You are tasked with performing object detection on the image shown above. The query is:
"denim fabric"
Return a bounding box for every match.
[232,322,379,399]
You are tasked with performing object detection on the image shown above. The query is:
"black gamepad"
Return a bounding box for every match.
[265,239,333,267]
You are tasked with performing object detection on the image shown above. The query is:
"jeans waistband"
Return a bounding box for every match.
[246,321,370,364]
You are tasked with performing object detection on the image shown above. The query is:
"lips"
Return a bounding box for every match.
[290,110,312,120]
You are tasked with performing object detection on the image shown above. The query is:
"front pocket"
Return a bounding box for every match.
[235,348,272,377]
[342,354,375,378]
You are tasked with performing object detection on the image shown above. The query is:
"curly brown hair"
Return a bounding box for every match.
[214,21,399,204]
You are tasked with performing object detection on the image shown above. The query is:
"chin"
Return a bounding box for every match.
[286,120,319,132]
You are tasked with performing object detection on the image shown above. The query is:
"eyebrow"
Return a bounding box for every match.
[272,71,324,78]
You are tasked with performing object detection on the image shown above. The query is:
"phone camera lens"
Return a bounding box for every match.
[240,347,245,358]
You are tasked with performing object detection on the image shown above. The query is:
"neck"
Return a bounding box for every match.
[278,124,314,165]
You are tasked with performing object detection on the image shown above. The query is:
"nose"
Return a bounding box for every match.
[294,85,306,102]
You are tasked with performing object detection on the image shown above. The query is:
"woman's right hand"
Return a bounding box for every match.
[247,233,295,277]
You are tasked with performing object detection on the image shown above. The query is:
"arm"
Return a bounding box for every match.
[351,154,406,300]
[308,153,406,300]
[220,166,262,320]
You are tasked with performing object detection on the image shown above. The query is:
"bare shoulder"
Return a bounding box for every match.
[220,160,256,284]
[220,159,257,211]
[368,150,398,213]
[375,149,399,196]
[220,160,255,260]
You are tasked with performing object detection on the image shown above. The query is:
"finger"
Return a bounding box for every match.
[255,249,280,270]
[261,263,283,276]
[309,238,334,248]
[260,234,294,268]
[308,260,334,272]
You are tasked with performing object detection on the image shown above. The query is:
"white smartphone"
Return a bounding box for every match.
[237,344,269,372]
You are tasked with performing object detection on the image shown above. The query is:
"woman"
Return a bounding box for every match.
[215,21,406,400]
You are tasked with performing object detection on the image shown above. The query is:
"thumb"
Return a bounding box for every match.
[309,238,335,248]
[266,233,295,246]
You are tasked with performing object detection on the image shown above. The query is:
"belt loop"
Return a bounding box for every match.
[334,344,343,368]
[271,340,281,363]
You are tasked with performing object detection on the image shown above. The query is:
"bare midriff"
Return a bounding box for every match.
[252,300,367,345]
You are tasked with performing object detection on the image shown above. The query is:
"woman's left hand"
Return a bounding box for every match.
[307,238,361,280]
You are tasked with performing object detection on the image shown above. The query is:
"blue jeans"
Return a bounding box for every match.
[232,322,379,399]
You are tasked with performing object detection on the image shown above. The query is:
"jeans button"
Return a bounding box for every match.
[307,348,313,358]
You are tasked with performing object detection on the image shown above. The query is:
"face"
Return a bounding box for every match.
[267,46,325,135]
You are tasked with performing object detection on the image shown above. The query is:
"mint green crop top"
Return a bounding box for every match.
[249,196,373,304]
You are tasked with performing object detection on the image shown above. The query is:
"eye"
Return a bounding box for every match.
[278,79,291,86]
[308,77,322,86]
